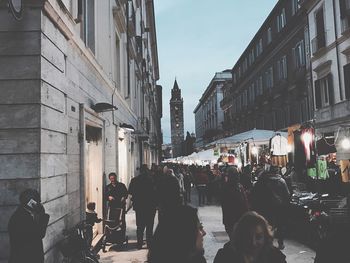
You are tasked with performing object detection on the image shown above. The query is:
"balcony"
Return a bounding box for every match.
[141,117,150,134]
[311,32,326,55]
[220,96,232,109]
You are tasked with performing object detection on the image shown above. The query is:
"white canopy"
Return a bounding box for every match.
[209,129,288,147]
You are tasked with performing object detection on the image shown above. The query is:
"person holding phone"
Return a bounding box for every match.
[8,189,50,263]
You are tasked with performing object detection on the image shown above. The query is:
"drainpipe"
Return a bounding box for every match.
[126,0,130,98]
[79,104,86,220]
[332,0,343,101]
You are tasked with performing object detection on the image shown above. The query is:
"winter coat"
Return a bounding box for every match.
[128,173,157,211]
[251,172,290,223]
[105,182,128,209]
[221,183,249,227]
[8,206,49,263]
[214,241,286,263]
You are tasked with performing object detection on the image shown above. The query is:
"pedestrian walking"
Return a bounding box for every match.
[214,211,286,263]
[156,166,181,220]
[128,164,157,249]
[174,167,185,204]
[148,205,207,263]
[8,189,50,263]
[105,172,128,237]
[221,166,249,235]
[183,166,193,204]
[251,165,290,250]
[195,167,209,206]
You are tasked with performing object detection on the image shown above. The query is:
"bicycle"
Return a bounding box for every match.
[59,221,99,263]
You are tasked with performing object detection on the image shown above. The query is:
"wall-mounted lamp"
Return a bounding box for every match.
[119,123,135,132]
[91,102,118,113]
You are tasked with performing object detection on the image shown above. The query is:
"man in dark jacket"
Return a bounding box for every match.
[105,172,128,236]
[221,167,249,235]
[156,166,181,220]
[8,189,50,263]
[251,166,290,250]
[128,164,157,249]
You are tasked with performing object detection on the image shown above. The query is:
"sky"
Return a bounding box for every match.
[154,0,278,144]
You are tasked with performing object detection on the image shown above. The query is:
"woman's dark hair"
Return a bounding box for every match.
[87,202,96,211]
[148,205,199,263]
[233,211,273,254]
[19,188,41,205]
[108,172,117,178]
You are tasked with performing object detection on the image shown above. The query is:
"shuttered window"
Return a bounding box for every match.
[314,74,334,109]
[344,64,350,100]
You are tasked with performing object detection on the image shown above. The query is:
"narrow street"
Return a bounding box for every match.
[99,190,316,263]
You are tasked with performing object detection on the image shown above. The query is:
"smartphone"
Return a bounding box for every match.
[27,198,38,209]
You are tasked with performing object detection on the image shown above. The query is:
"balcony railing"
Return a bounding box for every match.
[311,32,326,55]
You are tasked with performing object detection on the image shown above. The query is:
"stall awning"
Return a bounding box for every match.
[208,129,288,147]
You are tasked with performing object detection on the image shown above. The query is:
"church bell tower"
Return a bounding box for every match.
[170,79,184,157]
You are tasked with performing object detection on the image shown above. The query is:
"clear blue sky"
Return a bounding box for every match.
[154,0,278,144]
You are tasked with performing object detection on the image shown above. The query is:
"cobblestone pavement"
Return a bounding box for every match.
[99,189,316,263]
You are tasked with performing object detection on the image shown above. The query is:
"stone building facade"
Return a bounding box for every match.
[0,0,161,262]
[170,79,184,157]
[221,0,313,135]
[194,70,232,148]
[301,0,350,149]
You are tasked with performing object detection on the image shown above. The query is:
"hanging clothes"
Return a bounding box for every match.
[306,159,329,180]
[293,129,307,171]
[340,160,350,182]
[271,155,288,167]
[270,134,288,156]
[316,137,337,155]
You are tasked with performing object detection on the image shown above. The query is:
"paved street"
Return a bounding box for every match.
[99,190,316,263]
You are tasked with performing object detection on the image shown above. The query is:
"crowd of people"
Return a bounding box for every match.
[7,160,349,263]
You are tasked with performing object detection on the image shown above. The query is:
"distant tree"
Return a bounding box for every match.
[183,132,196,155]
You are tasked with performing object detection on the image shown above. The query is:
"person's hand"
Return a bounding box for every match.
[108,196,115,201]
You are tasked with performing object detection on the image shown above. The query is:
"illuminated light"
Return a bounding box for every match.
[301,132,313,145]
[341,138,350,150]
[287,144,293,153]
[251,146,258,155]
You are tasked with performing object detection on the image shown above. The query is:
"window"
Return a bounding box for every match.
[255,76,263,96]
[267,27,272,44]
[82,0,95,53]
[249,84,255,103]
[344,64,350,100]
[277,56,287,80]
[314,74,334,109]
[340,0,350,32]
[294,40,306,68]
[115,34,121,90]
[243,90,248,106]
[292,0,300,16]
[312,7,326,53]
[243,58,248,73]
[255,38,263,57]
[250,49,255,64]
[264,67,274,91]
[277,8,286,32]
